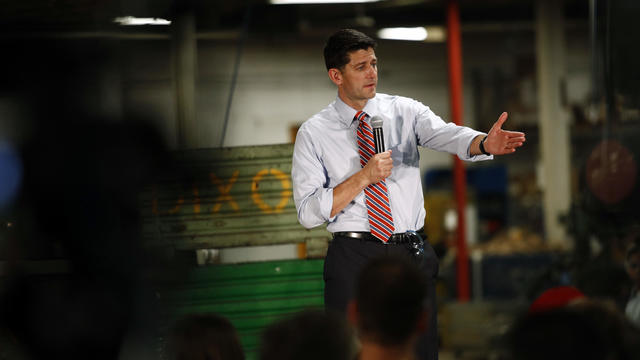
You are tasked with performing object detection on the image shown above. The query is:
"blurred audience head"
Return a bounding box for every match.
[348,256,429,347]
[0,36,174,360]
[168,313,245,360]
[506,299,640,360]
[259,309,355,360]
[529,286,586,313]
[0,117,171,360]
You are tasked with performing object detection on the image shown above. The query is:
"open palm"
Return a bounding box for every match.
[484,112,526,155]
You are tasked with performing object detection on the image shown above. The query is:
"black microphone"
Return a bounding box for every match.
[371,116,385,154]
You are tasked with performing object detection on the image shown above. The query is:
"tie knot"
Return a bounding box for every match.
[355,111,368,122]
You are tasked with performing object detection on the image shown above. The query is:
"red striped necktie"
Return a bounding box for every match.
[355,111,395,242]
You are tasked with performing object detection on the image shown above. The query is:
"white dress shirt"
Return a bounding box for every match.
[292,93,492,234]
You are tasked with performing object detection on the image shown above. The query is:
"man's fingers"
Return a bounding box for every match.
[490,112,508,132]
[376,151,392,159]
[507,136,526,143]
[376,155,393,164]
[501,137,525,148]
[498,112,508,125]
[375,155,393,172]
[504,130,525,138]
[484,115,526,155]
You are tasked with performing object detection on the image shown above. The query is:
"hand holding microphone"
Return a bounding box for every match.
[363,116,393,184]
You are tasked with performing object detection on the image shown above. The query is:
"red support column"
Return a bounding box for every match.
[446,0,470,302]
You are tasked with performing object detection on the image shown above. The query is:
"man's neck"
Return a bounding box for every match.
[358,341,416,360]
[337,91,369,111]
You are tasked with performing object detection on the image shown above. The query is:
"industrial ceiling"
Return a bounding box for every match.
[0,0,589,35]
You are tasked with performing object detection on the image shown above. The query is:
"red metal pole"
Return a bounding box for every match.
[446,0,470,302]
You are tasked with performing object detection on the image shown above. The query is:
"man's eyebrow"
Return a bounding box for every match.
[351,59,375,67]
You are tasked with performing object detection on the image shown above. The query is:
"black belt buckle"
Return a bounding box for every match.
[405,231,424,263]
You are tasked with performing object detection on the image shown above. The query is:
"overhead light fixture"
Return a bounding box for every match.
[377,27,427,41]
[377,26,446,42]
[423,26,446,42]
[114,16,171,26]
[270,0,381,4]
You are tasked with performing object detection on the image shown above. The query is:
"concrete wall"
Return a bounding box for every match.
[118,26,589,172]
[0,24,590,163]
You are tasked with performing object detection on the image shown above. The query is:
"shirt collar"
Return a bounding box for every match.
[334,93,379,127]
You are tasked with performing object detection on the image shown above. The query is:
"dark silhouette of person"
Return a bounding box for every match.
[0,37,177,360]
[260,309,355,360]
[168,313,245,360]
[505,300,640,360]
[348,256,429,360]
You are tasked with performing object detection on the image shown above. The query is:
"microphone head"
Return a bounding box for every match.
[370,116,384,129]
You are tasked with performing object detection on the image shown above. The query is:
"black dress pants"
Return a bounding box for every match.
[323,234,439,360]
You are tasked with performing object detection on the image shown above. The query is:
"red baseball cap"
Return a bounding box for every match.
[529,286,586,313]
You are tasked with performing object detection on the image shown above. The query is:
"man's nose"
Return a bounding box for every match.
[366,66,376,78]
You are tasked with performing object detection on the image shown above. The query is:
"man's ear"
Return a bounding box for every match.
[328,68,342,86]
[347,300,359,326]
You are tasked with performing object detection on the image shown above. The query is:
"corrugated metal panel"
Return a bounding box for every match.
[140,144,330,250]
[163,259,325,360]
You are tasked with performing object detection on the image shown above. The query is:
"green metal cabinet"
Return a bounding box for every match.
[163,259,324,359]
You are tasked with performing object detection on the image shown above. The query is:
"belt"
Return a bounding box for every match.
[333,228,425,244]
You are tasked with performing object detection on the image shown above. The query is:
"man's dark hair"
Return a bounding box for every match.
[505,301,640,360]
[355,256,428,346]
[259,309,354,360]
[324,29,377,71]
[168,313,245,360]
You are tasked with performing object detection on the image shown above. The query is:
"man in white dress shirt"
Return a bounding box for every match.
[291,29,525,359]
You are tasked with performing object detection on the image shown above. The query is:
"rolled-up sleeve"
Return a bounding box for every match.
[413,101,493,162]
[291,127,335,229]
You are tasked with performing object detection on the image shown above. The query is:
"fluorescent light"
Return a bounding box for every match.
[270,0,381,4]
[424,26,446,42]
[114,16,171,26]
[377,27,427,41]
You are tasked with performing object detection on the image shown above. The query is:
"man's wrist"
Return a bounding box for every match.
[356,169,372,189]
[479,136,491,156]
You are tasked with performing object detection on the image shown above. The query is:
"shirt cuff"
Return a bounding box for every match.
[469,153,494,161]
[321,187,337,222]
[463,132,494,162]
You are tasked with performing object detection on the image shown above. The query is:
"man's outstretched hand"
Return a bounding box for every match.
[483,112,525,155]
